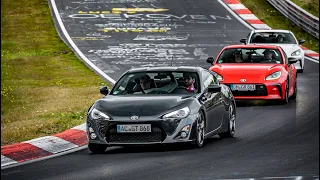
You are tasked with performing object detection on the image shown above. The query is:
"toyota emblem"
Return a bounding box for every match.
[130,115,139,120]
[240,79,246,82]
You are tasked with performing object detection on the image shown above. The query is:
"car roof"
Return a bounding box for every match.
[127,66,203,73]
[225,44,279,49]
[252,29,292,33]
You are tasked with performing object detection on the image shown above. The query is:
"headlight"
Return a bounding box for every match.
[291,49,301,56]
[265,71,281,80]
[90,108,110,120]
[212,71,223,81]
[163,107,190,119]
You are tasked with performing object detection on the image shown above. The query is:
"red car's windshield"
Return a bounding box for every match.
[216,48,283,64]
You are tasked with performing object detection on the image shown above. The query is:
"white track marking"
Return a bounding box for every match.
[25,136,78,154]
[50,0,116,85]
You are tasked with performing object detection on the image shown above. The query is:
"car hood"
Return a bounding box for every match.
[210,64,284,83]
[93,95,194,118]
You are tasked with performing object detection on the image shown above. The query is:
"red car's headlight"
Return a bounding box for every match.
[265,71,281,80]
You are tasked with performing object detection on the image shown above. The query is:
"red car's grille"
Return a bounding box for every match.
[226,84,268,96]
[106,126,165,143]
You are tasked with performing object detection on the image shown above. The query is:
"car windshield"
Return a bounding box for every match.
[216,48,283,64]
[110,71,200,95]
[250,32,297,44]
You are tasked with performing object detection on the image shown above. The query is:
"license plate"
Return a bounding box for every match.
[230,84,256,91]
[117,124,151,133]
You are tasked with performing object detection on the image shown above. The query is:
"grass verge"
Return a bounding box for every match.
[239,0,319,52]
[1,0,110,146]
[290,0,319,18]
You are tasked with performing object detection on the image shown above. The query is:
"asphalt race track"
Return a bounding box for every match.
[1,0,319,179]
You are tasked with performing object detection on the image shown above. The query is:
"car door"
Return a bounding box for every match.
[200,70,225,133]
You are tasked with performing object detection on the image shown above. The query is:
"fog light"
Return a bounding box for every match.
[89,127,94,133]
[90,133,97,139]
[180,131,187,138]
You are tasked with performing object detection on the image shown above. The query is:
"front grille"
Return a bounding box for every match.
[106,126,165,143]
[226,84,268,96]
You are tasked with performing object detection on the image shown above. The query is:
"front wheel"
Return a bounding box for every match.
[290,80,297,100]
[192,111,205,148]
[88,143,107,154]
[219,103,236,138]
[280,80,289,104]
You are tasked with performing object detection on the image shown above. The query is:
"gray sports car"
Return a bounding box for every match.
[86,66,236,153]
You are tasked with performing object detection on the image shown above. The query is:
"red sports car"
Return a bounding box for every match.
[206,45,298,104]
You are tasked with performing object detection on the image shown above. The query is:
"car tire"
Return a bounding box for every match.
[280,80,289,104]
[219,103,236,138]
[88,143,107,154]
[192,111,205,148]
[290,80,297,100]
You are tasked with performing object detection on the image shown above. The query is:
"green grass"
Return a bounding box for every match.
[1,0,111,146]
[240,0,319,52]
[290,0,319,18]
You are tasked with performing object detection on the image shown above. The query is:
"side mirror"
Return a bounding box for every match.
[208,84,221,93]
[298,39,305,45]
[206,57,215,64]
[100,86,109,96]
[288,57,298,65]
[240,38,246,44]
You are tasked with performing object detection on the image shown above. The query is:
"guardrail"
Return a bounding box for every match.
[267,0,319,39]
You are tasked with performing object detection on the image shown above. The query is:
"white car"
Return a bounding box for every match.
[240,29,305,73]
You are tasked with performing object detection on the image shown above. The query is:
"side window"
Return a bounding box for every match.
[202,70,218,90]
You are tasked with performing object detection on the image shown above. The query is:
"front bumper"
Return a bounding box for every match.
[86,114,199,145]
[223,82,286,100]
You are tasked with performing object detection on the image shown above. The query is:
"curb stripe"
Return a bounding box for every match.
[305,53,319,57]
[239,14,259,20]
[1,155,18,167]
[25,136,79,154]
[71,123,86,131]
[228,4,247,10]
[246,19,264,24]
[234,9,252,14]
[251,24,271,29]
[54,129,88,146]
[1,143,53,162]
[224,0,240,3]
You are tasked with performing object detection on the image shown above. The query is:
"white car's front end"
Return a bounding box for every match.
[278,44,304,72]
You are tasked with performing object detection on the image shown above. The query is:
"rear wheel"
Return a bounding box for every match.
[219,103,236,138]
[88,143,107,154]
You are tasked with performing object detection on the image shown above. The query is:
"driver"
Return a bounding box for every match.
[183,72,197,92]
[135,73,178,94]
[263,49,274,60]
[234,50,243,63]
